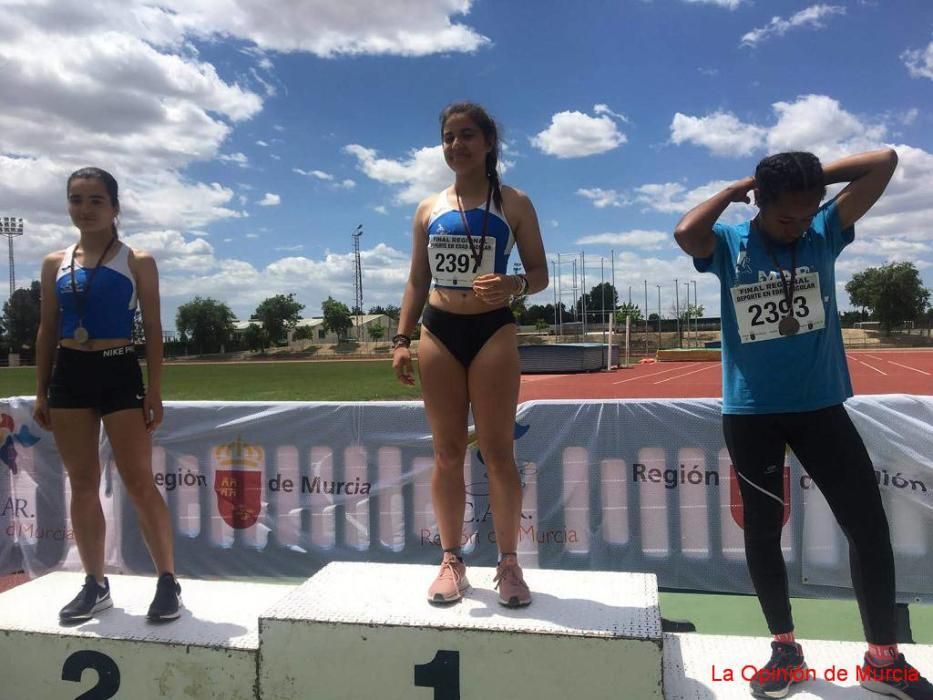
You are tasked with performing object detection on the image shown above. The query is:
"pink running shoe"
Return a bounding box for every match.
[494,557,532,608]
[427,552,469,604]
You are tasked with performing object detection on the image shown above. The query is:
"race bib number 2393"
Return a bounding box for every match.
[731,271,825,343]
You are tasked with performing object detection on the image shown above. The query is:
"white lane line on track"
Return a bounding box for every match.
[886,360,930,376]
[653,363,720,385]
[612,364,695,385]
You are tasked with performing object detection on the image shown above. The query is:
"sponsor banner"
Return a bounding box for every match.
[1,396,930,601]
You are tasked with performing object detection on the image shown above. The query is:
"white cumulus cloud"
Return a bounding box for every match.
[531,107,627,159]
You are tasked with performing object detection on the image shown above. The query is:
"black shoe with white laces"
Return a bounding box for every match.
[59,575,113,624]
[861,653,933,700]
[749,641,809,699]
[147,573,182,622]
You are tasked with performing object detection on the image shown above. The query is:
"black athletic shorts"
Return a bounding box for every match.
[48,345,145,416]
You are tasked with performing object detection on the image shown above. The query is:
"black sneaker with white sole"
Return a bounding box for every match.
[860,653,933,700]
[59,575,113,624]
[147,573,182,622]
[749,641,809,699]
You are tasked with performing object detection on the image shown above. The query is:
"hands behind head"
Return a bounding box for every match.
[730,176,757,204]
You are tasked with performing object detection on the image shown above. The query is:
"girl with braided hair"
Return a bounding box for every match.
[675,149,932,699]
[392,102,548,607]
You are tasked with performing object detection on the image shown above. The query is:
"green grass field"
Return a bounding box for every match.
[660,592,933,644]
[1,360,423,401]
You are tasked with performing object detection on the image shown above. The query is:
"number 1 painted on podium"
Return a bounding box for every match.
[414,649,460,699]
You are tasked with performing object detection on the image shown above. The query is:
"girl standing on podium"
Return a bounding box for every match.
[392,103,548,606]
[675,149,932,699]
[33,167,181,623]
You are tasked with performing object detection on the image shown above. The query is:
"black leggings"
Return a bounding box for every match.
[723,404,896,644]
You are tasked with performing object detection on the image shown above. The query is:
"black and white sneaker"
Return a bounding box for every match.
[147,573,182,622]
[59,575,113,624]
[861,653,933,700]
[749,641,809,698]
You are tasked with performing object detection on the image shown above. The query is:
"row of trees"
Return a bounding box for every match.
[845,262,931,333]
[2,262,931,355]
[175,295,403,354]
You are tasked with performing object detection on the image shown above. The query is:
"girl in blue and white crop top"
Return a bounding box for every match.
[425,186,515,290]
[33,167,181,624]
[55,240,137,341]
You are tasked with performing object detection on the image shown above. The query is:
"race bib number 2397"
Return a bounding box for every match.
[428,235,495,288]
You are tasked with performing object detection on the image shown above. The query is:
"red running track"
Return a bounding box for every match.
[518,349,933,401]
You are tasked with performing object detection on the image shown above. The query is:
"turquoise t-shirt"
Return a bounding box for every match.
[694,199,855,415]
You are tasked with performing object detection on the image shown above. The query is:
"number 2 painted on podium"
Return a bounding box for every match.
[414,649,460,699]
[61,650,121,700]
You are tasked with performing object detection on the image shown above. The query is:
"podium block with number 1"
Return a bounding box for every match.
[259,562,663,700]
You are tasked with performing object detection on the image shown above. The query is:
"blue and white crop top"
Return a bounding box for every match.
[426,188,515,289]
[55,242,137,340]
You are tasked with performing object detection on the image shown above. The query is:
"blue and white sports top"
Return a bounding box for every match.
[56,241,137,340]
[426,188,515,289]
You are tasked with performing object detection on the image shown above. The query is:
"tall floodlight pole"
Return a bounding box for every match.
[0,217,24,298]
[352,224,363,341]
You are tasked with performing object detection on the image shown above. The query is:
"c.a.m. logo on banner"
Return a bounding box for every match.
[212,436,264,529]
[0,412,41,475]
[729,464,791,529]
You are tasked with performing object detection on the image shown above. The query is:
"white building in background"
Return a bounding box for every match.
[232,314,396,345]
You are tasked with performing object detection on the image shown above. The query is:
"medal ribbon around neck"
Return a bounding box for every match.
[69,235,117,342]
[455,184,493,274]
[757,221,800,336]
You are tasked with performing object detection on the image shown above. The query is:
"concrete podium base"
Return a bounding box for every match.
[259,562,663,700]
[0,572,293,700]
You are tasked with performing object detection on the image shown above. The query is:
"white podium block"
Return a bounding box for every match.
[259,562,663,700]
[0,572,294,700]
[664,633,933,699]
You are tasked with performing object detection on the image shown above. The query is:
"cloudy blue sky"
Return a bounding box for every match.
[2,0,931,326]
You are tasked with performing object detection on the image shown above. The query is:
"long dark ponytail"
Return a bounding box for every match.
[439,102,503,210]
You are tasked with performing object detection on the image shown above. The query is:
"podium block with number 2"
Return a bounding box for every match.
[0,572,293,700]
